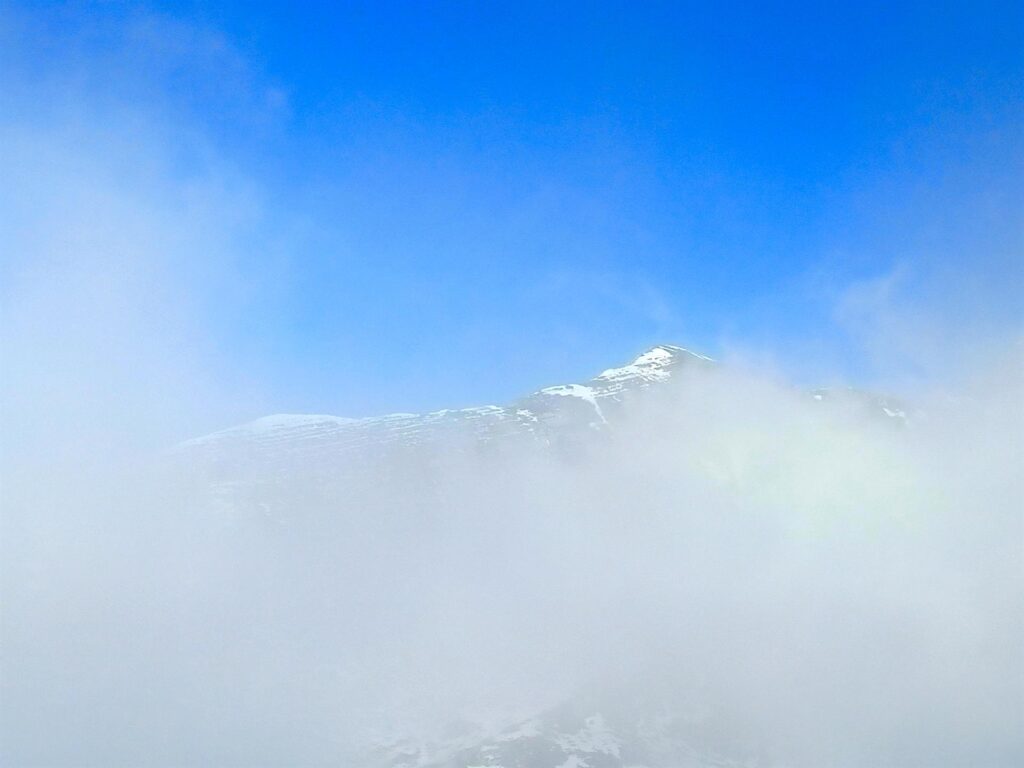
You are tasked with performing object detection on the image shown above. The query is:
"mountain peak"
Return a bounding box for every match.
[636,343,712,363]
[594,344,713,383]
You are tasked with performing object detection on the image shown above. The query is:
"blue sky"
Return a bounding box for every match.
[2,1,1021,420]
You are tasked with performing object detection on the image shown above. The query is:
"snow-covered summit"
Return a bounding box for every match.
[589,344,713,399]
[596,344,713,382]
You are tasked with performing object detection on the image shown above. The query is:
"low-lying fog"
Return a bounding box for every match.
[3,306,1021,766]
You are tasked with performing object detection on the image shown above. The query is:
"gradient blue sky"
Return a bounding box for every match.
[2,1,1021,420]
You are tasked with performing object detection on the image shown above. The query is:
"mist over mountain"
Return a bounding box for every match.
[179,344,912,521]
[5,341,1020,767]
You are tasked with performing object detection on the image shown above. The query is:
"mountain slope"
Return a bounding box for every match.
[182,344,713,453]
[177,345,908,513]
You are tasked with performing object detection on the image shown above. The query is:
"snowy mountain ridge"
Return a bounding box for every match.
[181,343,910,464]
[183,344,712,451]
